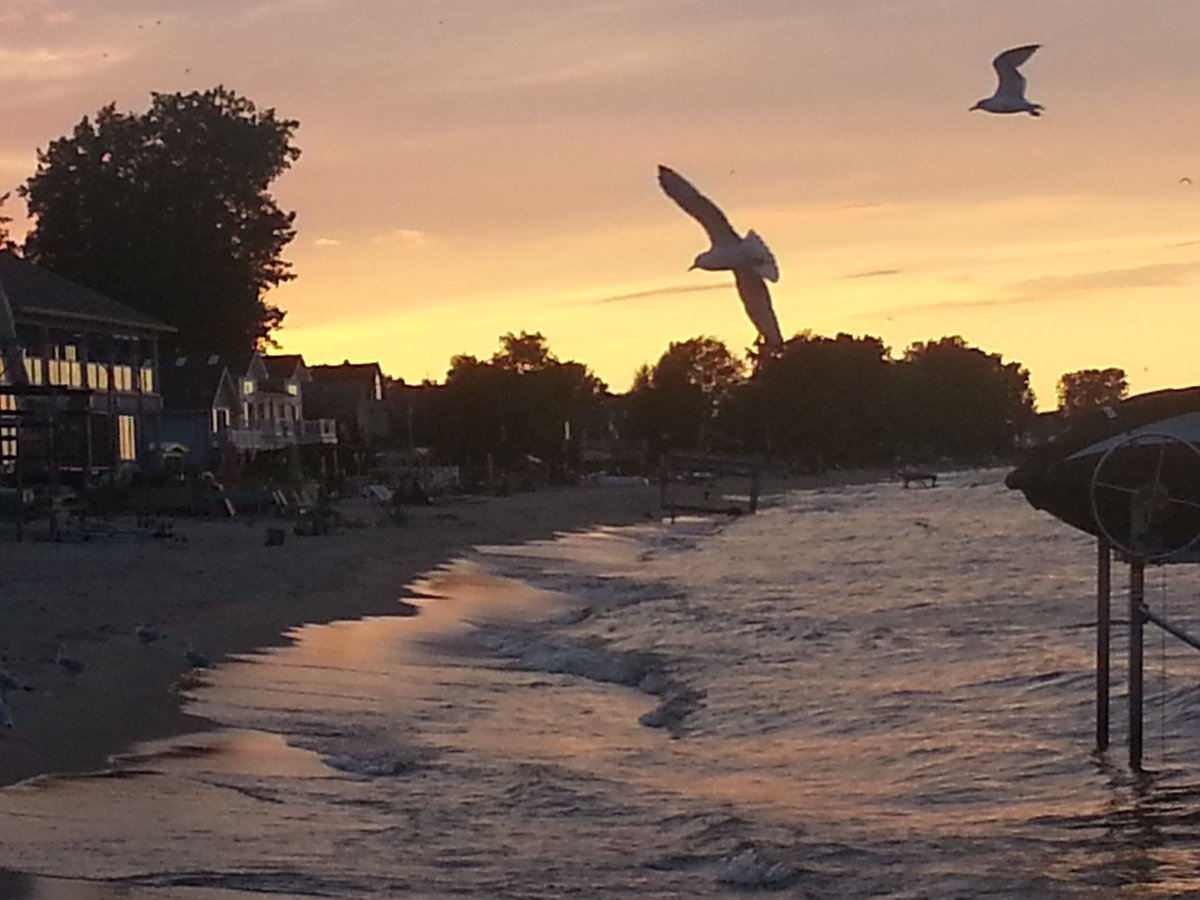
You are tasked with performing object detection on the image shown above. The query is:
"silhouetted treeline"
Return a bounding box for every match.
[404,331,608,488]
[621,332,1034,471]
[387,330,1039,483]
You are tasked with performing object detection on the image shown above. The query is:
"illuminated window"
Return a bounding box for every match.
[63,346,82,388]
[286,382,298,396]
[118,415,137,461]
[0,392,15,463]
[243,379,256,395]
[24,358,43,385]
[140,366,155,393]
[87,363,109,391]
[113,366,133,392]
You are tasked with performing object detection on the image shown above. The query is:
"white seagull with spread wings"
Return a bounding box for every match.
[971,44,1043,116]
[657,165,784,351]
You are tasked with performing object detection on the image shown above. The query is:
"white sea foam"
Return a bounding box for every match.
[716,848,799,889]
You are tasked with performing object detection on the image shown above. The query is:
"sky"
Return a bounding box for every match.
[2,0,1200,408]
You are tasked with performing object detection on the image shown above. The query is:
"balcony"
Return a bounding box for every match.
[221,418,337,451]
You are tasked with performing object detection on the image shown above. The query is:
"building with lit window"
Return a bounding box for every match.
[159,351,337,473]
[0,251,174,486]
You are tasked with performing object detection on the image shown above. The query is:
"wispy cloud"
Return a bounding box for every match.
[595,283,729,304]
[0,5,77,27]
[844,268,901,280]
[370,228,430,247]
[314,237,341,247]
[0,46,116,82]
[1007,261,1200,296]
[854,260,1200,320]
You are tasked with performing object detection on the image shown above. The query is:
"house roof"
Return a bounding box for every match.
[263,353,310,382]
[309,360,383,383]
[160,357,235,410]
[0,251,174,335]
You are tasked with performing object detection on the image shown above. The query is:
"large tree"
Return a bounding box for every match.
[625,336,746,456]
[20,86,300,355]
[899,335,1035,459]
[730,331,895,468]
[1056,367,1128,416]
[433,332,607,483]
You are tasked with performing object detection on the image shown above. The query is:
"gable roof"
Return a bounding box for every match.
[262,353,310,382]
[0,251,174,335]
[160,357,237,410]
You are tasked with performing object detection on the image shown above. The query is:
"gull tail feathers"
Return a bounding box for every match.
[744,230,779,282]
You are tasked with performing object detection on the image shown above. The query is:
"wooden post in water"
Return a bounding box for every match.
[1096,537,1111,752]
[1129,557,1146,771]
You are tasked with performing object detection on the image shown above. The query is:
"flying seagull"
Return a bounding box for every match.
[656,165,784,351]
[971,45,1043,116]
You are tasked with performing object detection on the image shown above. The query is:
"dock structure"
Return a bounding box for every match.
[659,453,761,520]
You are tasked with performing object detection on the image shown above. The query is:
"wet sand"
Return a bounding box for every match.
[0,483,662,787]
[0,467,898,788]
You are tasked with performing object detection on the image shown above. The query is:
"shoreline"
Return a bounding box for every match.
[0,482,664,788]
[0,467,901,788]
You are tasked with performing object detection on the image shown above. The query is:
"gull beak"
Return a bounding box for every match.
[687,263,697,271]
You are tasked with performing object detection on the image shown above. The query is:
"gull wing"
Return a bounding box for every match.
[992,44,1039,100]
[734,268,784,350]
[657,165,741,246]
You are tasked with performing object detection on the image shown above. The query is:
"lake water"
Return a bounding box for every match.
[5,469,1200,898]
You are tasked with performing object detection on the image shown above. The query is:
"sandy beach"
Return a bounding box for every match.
[0,482,668,787]
[0,466,905,789]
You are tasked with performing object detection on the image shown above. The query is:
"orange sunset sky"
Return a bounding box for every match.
[2,1,1200,408]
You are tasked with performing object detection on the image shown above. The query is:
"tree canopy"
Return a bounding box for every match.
[20,86,300,356]
[625,336,746,455]
[0,193,13,249]
[898,336,1035,459]
[615,331,1035,469]
[734,332,895,467]
[1056,367,1128,415]
[432,332,608,484]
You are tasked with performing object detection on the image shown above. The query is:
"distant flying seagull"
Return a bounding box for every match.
[1181,177,1193,185]
[656,165,784,350]
[971,45,1043,116]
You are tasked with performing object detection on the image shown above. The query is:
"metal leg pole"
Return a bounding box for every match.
[1129,558,1145,771]
[1097,538,1111,751]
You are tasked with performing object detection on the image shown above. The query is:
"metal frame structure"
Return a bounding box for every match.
[1095,541,1200,770]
